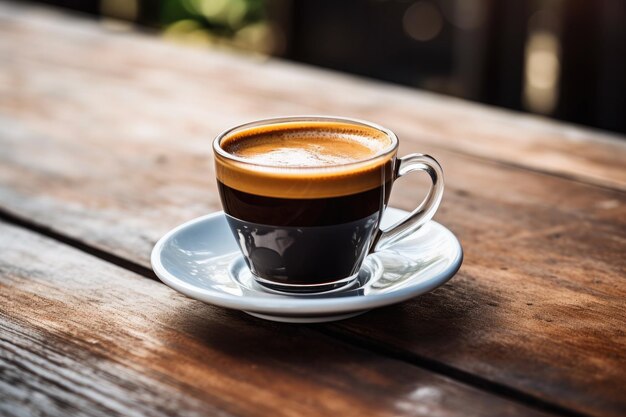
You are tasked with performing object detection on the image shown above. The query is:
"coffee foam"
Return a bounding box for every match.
[222,128,389,167]
[215,121,396,199]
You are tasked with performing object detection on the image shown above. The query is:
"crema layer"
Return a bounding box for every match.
[214,121,396,199]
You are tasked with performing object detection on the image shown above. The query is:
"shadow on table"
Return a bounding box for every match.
[160,278,484,367]
[326,277,493,351]
[151,284,487,413]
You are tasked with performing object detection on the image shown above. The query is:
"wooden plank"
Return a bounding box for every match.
[0,2,624,191]
[0,222,553,417]
[2,113,624,417]
[0,3,624,417]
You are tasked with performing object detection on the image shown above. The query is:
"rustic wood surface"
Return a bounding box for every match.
[0,3,625,417]
[1,222,557,417]
[0,3,625,192]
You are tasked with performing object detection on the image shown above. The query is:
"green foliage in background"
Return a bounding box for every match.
[161,0,269,48]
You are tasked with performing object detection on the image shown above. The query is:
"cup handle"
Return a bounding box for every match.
[372,154,444,251]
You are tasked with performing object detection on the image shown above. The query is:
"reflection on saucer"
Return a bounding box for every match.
[152,208,463,323]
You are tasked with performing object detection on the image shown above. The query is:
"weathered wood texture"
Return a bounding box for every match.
[0,222,553,417]
[0,3,625,417]
[0,3,625,191]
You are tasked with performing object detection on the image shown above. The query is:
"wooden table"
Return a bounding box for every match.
[1,3,625,417]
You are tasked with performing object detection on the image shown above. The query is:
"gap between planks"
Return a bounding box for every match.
[0,207,595,417]
[428,143,626,195]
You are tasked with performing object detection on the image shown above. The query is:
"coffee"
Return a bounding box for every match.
[220,123,391,167]
[214,121,397,290]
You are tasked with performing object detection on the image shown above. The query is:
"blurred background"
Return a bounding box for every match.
[34,0,625,134]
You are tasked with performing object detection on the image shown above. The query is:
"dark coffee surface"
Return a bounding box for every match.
[218,180,392,226]
[225,213,379,284]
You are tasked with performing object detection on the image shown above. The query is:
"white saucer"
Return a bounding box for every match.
[151,208,463,323]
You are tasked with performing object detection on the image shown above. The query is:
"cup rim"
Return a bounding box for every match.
[212,115,399,170]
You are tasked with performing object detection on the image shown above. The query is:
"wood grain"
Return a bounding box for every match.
[0,222,554,417]
[3,114,623,416]
[0,2,624,191]
[0,3,625,417]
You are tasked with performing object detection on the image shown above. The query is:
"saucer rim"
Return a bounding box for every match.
[151,208,463,315]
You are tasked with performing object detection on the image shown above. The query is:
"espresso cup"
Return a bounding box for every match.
[213,116,444,293]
